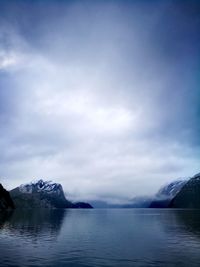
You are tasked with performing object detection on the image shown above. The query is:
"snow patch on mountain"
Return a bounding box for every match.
[193,173,200,179]
[19,179,63,195]
[156,179,189,199]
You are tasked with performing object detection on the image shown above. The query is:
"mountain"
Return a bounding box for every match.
[118,179,187,209]
[156,180,188,199]
[98,179,187,209]
[10,179,92,209]
[89,200,130,209]
[123,196,154,208]
[0,184,15,210]
[73,202,93,208]
[89,200,111,208]
[90,179,187,209]
[169,173,200,208]
[149,179,187,208]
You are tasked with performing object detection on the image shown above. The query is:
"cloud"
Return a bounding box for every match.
[0,0,200,203]
[0,51,18,69]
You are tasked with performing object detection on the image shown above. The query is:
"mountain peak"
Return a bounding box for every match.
[19,179,63,195]
[11,179,93,209]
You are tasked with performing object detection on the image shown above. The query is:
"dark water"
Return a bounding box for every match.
[1,209,200,267]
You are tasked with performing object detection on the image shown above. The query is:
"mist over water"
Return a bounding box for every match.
[1,209,200,267]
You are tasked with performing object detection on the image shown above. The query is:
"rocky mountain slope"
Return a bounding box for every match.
[121,179,187,208]
[10,179,92,209]
[149,179,187,208]
[0,184,15,209]
[169,173,200,208]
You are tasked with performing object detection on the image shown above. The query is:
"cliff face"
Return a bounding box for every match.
[169,173,200,208]
[0,184,15,210]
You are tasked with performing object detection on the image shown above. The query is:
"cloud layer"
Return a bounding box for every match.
[0,0,200,203]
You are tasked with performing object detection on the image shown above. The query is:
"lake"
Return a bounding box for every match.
[0,209,200,267]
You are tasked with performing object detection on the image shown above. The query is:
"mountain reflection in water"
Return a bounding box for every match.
[173,210,200,237]
[1,209,200,267]
[0,209,66,241]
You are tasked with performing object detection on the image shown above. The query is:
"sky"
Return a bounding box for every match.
[0,0,200,203]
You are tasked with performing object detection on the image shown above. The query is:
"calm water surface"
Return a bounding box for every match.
[0,209,200,267]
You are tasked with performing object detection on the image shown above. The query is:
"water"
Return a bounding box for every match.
[0,209,200,267]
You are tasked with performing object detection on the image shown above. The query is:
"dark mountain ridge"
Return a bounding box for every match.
[10,180,92,209]
[149,179,187,208]
[169,173,200,208]
[0,184,15,210]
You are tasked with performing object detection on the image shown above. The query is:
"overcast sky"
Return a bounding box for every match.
[0,0,200,203]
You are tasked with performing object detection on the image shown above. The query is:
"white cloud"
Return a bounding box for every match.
[0,51,20,69]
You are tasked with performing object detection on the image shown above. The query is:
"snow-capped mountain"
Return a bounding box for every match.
[193,172,200,179]
[148,178,189,208]
[19,179,63,195]
[156,179,188,199]
[11,179,72,209]
[170,172,200,208]
[114,178,189,209]
[10,179,93,209]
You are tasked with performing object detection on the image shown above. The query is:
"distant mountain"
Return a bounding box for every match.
[89,200,127,209]
[89,200,111,208]
[0,184,15,210]
[90,179,187,209]
[10,180,92,209]
[169,173,200,208]
[123,196,154,208]
[117,179,187,209]
[149,179,187,208]
[73,202,93,208]
[90,197,154,209]
[156,179,187,199]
